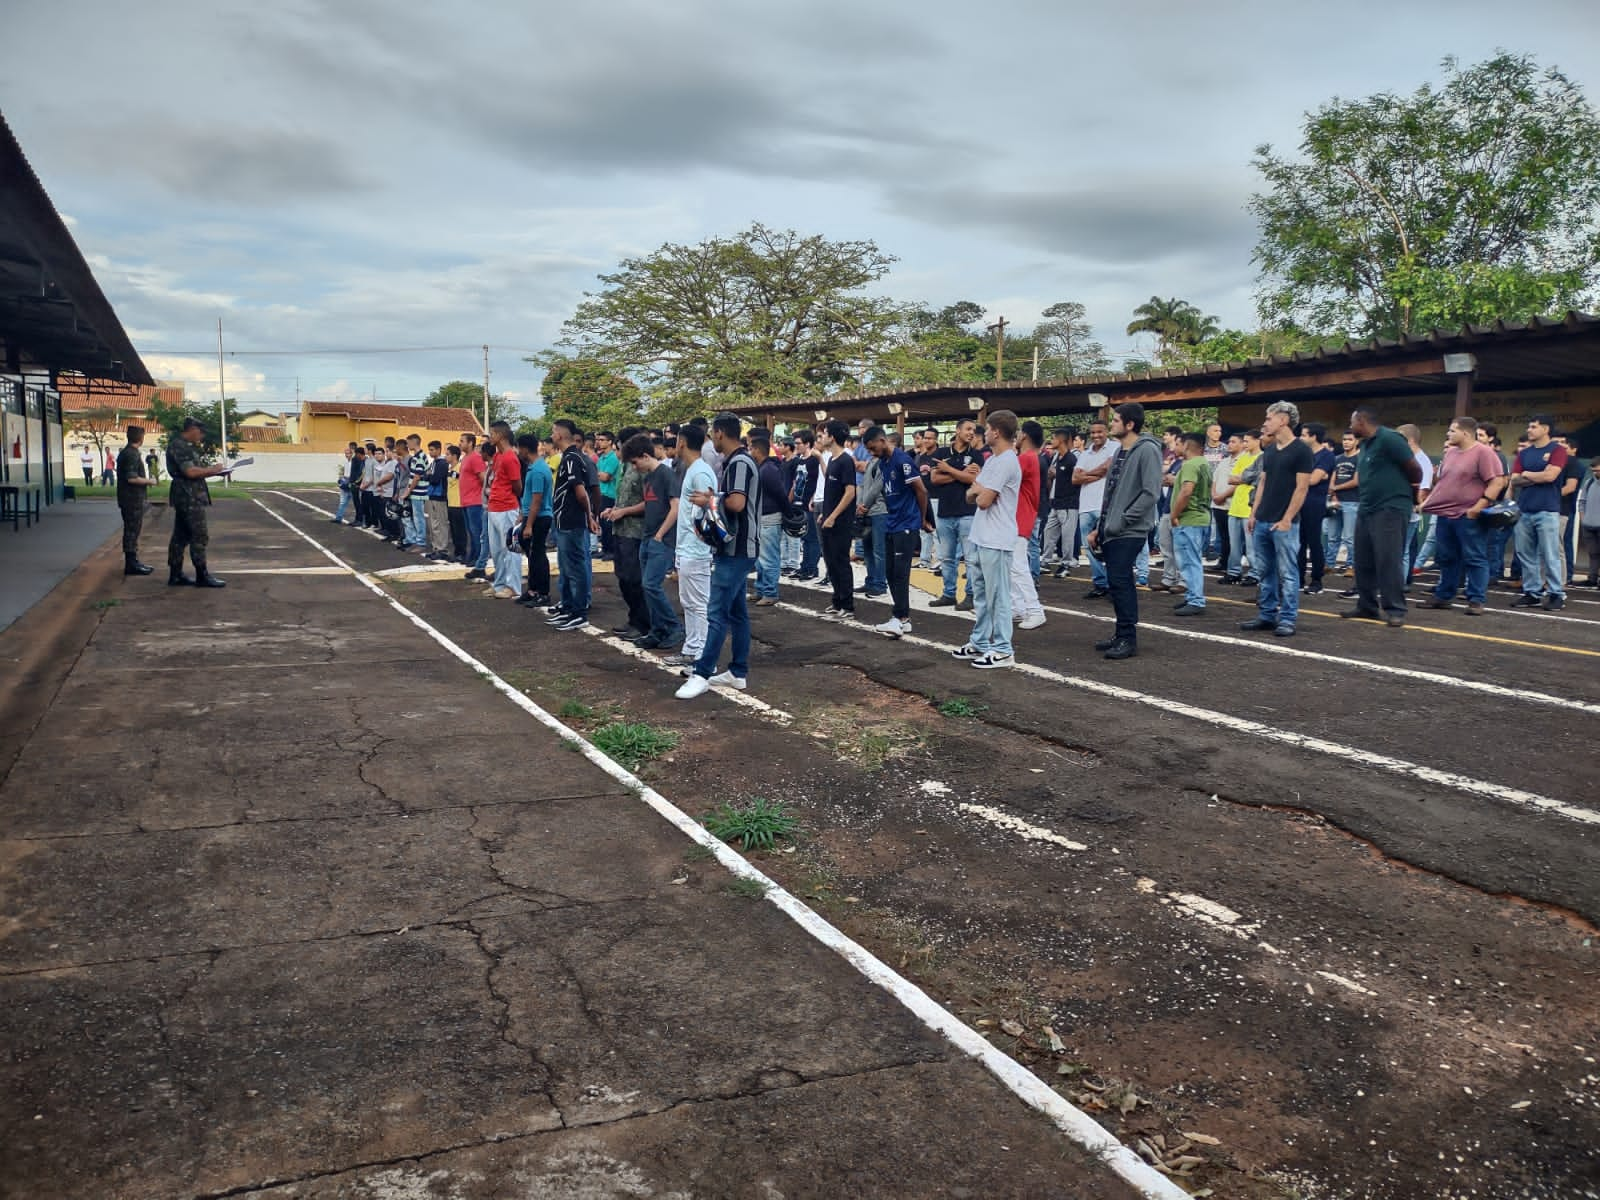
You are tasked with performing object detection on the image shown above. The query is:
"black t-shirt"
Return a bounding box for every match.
[822,450,856,516]
[758,457,788,516]
[1559,456,1582,516]
[1254,438,1315,524]
[553,446,590,531]
[931,446,982,516]
[1049,451,1079,509]
[641,461,679,547]
[1330,453,1358,504]
[915,452,938,496]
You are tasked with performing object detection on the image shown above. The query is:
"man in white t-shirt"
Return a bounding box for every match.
[1398,423,1434,578]
[1072,419,1117,596]
[951,410,1022,669]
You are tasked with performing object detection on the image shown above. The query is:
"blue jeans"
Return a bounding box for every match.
[487,508,521,595]
[407,495,428,545]
[756,516,783,599]
[695,554,754,679]
[1079,510,1107,589]
[1172,524,1207,607]
[1405,513,1422,575]
[1514,510,1565,599]
[1486,522,1513,580]
[1324,504,1357,567]
[968,544,1013,656]
[1252,520,1302,629]
[464,505,487,570]
[333,487,352,522]
[1432,514,1489,605]
[800,508,822,575]
[1228,515,1250,577]
[937,514,973,599]
[863,513,887,593]
[1028,519,1042,578]
[555,527,591,615]
[640,537,683,641]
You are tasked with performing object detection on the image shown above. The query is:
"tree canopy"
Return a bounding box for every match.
[1125,297,1221,362]
[422,379,517,427]
[147,395,241,456]
[529,352,643,434]
[1250,52,1600,338]
[560,223,900,408]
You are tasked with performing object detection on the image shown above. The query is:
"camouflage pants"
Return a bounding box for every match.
[119,499,144,556]
[168,504,210,573]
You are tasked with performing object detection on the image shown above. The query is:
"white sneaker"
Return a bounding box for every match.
[675,674,710,700]
[971,652,1015,669]
[950,643,980,660]
[873,617,904,637]
[709,671,748,691]
[1018,611,1046,630]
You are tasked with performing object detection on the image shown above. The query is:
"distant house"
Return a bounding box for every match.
[299,401,485,447]
[58,377,185,451]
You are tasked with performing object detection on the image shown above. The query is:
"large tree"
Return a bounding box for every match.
[529,352,643,433]
[1033,301,1112,378]
[560,223,899,405]
[422,379,517,427]
[1250,53,1600,338]
[1125,297,1220,361]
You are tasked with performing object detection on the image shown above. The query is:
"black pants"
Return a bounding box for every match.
[447,506,467,559]
[1212,508,1231,574]
[522,515,552,596]
[821,521,855,611]
[613,535,650,632]
[1103,535,1143,643]
[1355,506,1408,618]
[1298,497,1327,585]
[885,527,919,619]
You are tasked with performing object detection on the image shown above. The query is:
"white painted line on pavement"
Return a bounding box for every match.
[216,566,350,575]
[248,496,1185,1200]
[774,601,1600,828]
[577,623,792,725]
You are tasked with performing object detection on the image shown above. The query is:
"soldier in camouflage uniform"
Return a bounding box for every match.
[116,425,158,576]
[165,417,231,588]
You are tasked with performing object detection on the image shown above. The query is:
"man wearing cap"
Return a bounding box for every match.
[165,417,231,588]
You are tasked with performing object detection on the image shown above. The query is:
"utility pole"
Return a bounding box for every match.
[987,316,1008,382]
[482,344,491,432]
[216,317,229,462]
[1031,344,1039,382]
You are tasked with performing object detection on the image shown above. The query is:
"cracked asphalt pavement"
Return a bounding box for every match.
[0,502,1141,1200]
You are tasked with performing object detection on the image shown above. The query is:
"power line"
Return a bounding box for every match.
[141,344,552,357]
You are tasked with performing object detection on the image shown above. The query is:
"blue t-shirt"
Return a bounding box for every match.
[879,447,923,533]
[519,457,553,520]
[1517,442,1568,514]
[1308,448,1336,502]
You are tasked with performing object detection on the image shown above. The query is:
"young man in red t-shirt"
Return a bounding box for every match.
[1009,420,1046,629]
[483,421,524,599]
[458,432,489,580]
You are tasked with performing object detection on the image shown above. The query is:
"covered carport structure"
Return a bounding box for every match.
[751,313,1600,455]
[1,111,152,506]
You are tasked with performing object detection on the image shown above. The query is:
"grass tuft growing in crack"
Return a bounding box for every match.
[704,796,799,852]
[723,877,769,899]
[936,696,987,718]
[590,721,679,769]
[557,699,596,720]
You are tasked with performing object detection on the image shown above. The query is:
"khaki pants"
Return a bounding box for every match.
[426,499,450,553]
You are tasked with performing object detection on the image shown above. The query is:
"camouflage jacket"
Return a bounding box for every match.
[166,439,211,509]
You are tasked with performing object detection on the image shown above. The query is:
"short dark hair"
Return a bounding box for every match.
[1019,419,1044,447]
[921,427,939,438]
[618,426,642,443]
[1164,425,1183,437]
[1302,422,1326,443]
[1352,405,1382,424]
[748,431,771,454]
[622,433,654,460]
[553,418,580,439]
[516,433,540,453]
[1529,412,1556,432]
[825,419,850,443]
[597,430,615,442]
[1181,431,1205,451]
[427,439,441,451]
[126,425,144,441]
[711,412,742,441]
[687,415,709,429]
[986,409,1018,440]
[1114,402,1145,433]
[794,428,815,446]
[862,425,888,443]
[489,420,511,438]
[1479,422,1498,440]
[182,416,205,431]
[445,444,459,457]
[1052,426,1075,441]
[679,424,706,452]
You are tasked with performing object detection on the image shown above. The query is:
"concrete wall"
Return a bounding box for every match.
[227,446,348,484]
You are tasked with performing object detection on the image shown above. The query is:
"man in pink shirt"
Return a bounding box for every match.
[458,432,489,580]
[1419,416,1505,615]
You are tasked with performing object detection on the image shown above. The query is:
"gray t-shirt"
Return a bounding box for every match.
[970,449,1021,551]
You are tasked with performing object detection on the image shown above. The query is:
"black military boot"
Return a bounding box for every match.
[194,563,226,588]
[125,555,154,576]
[168,559,193,586]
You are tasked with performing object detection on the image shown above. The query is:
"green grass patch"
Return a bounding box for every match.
[683,843,716,863]
[722,877,769,900]
[703,796,799,852]
[557,699,596,720]
[936,696,988,719]
[590,721,679,769]
[90,598,122,610]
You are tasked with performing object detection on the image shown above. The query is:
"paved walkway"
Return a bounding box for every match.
[0,498,124,632]
[0,501,1152,1199]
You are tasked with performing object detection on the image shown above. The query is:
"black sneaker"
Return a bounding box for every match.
[954,596,974,612]
[928,596,956,607]
[557,615,588,631]
[1509,593,1544,608]
[1337,587,1359,599]
[1545,595,1566,611]
[1304,584,1324,595]
[1102,639,1137,660]
[1083,588,1109,600]
[1093,637,1118,652]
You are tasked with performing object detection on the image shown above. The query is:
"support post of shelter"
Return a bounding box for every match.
[895,410,905,440]
[1454,371,1473,418]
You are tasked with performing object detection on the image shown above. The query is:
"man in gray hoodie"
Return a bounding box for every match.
[1087,402,1162,660]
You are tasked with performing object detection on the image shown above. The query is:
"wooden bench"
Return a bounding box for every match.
[0,483,43,531]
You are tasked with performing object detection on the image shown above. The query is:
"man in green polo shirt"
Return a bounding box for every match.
[1342,405,1421,627]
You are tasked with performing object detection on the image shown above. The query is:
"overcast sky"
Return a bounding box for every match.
[6,0,1599,414]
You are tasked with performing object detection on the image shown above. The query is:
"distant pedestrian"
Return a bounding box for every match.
[1169,432,1212,616]
[1239,401,1313,639]
[952,409,1022,670]
[1341,406,1421,627]
[1089,403,1162,660]
[1508,414,1569,611]
[1419,416,1504,616]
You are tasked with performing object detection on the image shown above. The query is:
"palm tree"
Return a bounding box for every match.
[1126,297,1220,361]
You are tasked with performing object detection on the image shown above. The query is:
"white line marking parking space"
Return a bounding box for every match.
[246,496,1184,1200]
[773,600,1600,828]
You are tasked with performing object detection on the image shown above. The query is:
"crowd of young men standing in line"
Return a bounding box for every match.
[323,403,1597,694]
